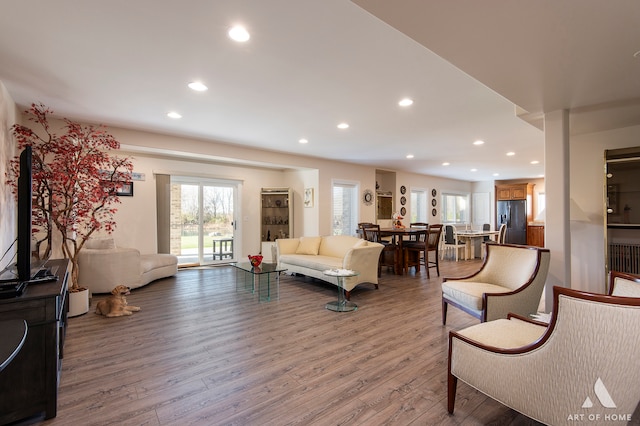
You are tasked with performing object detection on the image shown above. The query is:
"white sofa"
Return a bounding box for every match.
[78,238,178,294]
[275,235,384,299]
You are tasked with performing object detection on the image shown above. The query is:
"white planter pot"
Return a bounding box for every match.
[68,288,89,317]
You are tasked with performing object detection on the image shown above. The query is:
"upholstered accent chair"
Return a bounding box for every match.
[447,286,640,425]
[608,270,640,296]
[441,243,550,324]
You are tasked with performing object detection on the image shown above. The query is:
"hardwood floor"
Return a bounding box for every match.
[23,259,543,426]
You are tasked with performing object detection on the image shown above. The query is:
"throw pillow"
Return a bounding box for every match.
[295,236,322,255]
[85,238,116,250]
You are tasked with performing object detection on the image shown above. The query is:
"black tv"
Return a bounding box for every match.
[17,146,32,282]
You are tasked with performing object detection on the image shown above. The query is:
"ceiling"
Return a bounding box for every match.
[1,1,639,182]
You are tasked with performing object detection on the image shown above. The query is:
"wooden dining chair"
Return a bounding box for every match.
[425,224,444,277]
[363,225,398,275]
[404,229,428,274]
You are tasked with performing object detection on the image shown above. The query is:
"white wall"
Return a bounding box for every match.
[0,82,17,264]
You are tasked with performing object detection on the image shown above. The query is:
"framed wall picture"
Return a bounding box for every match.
[116,182,134,196]
[304,188,314,208]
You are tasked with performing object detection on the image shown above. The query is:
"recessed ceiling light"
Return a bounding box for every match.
[337,123,349,129]
[442,162,450,166]
[298,138,308,144]
[493,173,500,177]
[398,98,413,107]
[506,152,515,156]
[406,154,414,159]
[473,140,485,145]
[228,25,250,42]
[531,160,540,164]
[167,111,182,119]
[188,82,208,92]
[470,168,477,172]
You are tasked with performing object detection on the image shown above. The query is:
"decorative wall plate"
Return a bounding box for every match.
[400,185,406,194]
[432,198,437,207]
[432,188,437,197]
[400,196,406,205]
[432,208,437,216]
[363,189,374,206]
[400,207,406,216]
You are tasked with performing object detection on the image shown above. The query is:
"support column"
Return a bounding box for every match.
[543,109,571,311]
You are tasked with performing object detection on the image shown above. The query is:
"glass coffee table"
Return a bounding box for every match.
[231,262,286,302]
[323,269,359,312]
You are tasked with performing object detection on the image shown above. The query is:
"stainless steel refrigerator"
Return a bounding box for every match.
[497,199,527,244]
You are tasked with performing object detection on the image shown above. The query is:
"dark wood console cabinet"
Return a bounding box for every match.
[0,259,70,424]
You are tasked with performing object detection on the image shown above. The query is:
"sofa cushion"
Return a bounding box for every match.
[139,253,179,272]
[85,237,116,250]
[280,254,343,270]
[457,317,547,349]
[318,235,362,258]
[442,281,511,310]
[296,236,322,255]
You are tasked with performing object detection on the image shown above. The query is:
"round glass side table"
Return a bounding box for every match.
[323,269,359,312]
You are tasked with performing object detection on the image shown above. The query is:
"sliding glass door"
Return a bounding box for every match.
[170,176,239,266]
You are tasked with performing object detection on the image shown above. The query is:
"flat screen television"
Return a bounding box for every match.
[17,146,33,282]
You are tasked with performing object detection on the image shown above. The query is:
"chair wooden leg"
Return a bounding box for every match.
[425,251,430,279]
[442,299,448,325]
[448,372,458,414]
[435,250,440,276]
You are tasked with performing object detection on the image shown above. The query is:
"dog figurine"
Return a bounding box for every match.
[95,285,141,317]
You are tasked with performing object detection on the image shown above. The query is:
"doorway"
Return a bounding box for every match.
[170,176,240,266]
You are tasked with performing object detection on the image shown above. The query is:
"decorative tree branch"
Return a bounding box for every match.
[7,103,133,291]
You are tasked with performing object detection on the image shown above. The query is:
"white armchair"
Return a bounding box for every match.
[447,286,640,424]
[442,243,550,324]
[608,270,640,296]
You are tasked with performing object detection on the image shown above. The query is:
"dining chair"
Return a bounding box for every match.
[408,222,429,242]
[357,222,374,239]
[481,223,491,259]
[403,229,427,274]
[425,224,444,277]
[497,223,507,244]
[441,225,467,261]
[363,224,398,275]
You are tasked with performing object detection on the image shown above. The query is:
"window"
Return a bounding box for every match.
[410,188,428,223]
[442,192,469,223]
[332,181,359,236]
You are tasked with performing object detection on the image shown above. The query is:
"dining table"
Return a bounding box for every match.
[379,227,426,274]
[455,229,500,259]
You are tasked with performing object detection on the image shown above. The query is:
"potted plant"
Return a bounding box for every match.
[7,103,133,316]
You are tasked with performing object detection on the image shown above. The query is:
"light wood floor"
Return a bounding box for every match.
[25,258,543,426]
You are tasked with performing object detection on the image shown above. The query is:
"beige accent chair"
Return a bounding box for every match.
[447,286,640,424]
[608,270,640,296]
[441,243,550,324]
